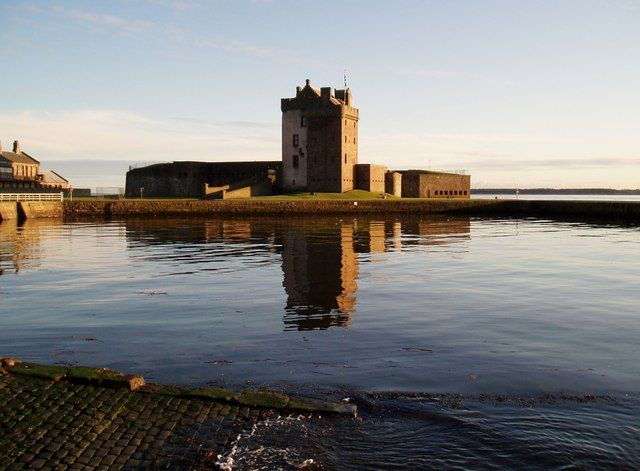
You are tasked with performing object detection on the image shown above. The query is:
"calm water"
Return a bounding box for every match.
[1,215,639,468]
[473,193,640,201]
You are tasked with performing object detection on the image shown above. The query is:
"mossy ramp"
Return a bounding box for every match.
[0,358,356,416]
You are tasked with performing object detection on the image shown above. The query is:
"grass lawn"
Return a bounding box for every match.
[249,190,400,201]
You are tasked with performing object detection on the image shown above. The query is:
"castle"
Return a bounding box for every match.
[125,79,470,198]
[281,79,360,193]
[280,79,470,198]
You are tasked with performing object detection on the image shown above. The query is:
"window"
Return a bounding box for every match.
[354,137,356,144]
[293,155,299,169]
[301,116,307,127]
[293,134,299,147]
[345,136,347,143]
[344,154,347,164]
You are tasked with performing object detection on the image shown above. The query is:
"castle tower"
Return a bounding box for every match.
[281,79,359,193]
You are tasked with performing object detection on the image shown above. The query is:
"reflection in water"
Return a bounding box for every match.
[120,216,470,330]
[281,221,358,330]
[0,216,470,329]
[0,216,471,328]
[1,216,640,467]
[0,219,53,275]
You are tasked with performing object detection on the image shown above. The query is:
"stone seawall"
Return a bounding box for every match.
[18,202,63,219]
[62,199,640,222]
[0,202,18,220]
[0,202,63,220]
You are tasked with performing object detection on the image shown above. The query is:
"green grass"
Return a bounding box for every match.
[249,189,400,201]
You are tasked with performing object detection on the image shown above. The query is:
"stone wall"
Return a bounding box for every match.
[62,199,640,222]
[354,164,387,193]
[125,162,281,198]
[283,80,359,194]
[282,109,308,191]
[0,202,17,220]
[17,202,63,219]
[401,172,471,198]
[385,172,402,197]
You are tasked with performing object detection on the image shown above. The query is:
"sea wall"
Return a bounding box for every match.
[62,199,640,222]
[0,202,18,220]
[18,202,63,219]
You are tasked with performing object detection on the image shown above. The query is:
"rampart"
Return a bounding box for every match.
[17,202,63,219]
[0,202,62,220]
[62,199,640,222]
[0,202,18,220]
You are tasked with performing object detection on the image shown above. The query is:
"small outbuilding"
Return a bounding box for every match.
[398,170,470,199]
[354,164,387,193]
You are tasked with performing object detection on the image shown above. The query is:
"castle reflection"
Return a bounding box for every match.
[280,220,358,330]
[120,216,471,331]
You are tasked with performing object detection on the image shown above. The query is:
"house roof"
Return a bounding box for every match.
[0,151,40,165]
[42,170,69,184]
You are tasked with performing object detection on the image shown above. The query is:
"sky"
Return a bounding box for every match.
[0,0,638,189]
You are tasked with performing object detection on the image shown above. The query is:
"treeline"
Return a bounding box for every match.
[472,188,640,195]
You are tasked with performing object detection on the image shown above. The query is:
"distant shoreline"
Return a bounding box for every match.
[473,188,640,195]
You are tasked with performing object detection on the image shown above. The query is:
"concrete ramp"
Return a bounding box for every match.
[17,202,63,219]
[0,202,18,221]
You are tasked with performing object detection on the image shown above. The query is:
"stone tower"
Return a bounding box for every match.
[281,79,359,193]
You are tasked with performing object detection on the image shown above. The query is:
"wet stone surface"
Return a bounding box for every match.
[0,374,268,470]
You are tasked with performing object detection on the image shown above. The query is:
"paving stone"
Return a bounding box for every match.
[0,374,267,469]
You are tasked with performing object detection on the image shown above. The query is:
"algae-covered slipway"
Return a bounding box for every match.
[0,358,354,470]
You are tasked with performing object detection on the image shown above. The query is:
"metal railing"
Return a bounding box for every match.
[0,193,64,202]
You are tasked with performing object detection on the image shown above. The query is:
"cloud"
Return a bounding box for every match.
[169,117,276,128]
[59,6,325,68]
[391,67,458,79]
[360,130,639,179]
[459,157,640,170]
[66,10,153,34]
[0,109,279,162]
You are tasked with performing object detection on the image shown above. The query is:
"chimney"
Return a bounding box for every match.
[13,140,21,154]
[305,78,311,87]
[0,140,2,154]
[321,87,332,103]
[296,86,302,95]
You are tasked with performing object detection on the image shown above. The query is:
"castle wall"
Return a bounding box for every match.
[340,114,358,192]
[125,161,280,198]
[282,109,308,191]
[282,81,359,194]
[307,114,343,193]
[385,172,402,197]
[401,172,471,198]
[355,164,387,193]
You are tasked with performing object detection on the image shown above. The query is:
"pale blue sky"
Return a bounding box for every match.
[1,0,638,188]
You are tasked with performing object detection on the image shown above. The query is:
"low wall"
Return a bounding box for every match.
[18,202,63,219]
[0,202,18,220]
[62,198,640,222]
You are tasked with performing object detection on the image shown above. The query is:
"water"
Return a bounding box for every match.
[1,215,639,468]
[473,193,640,202]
